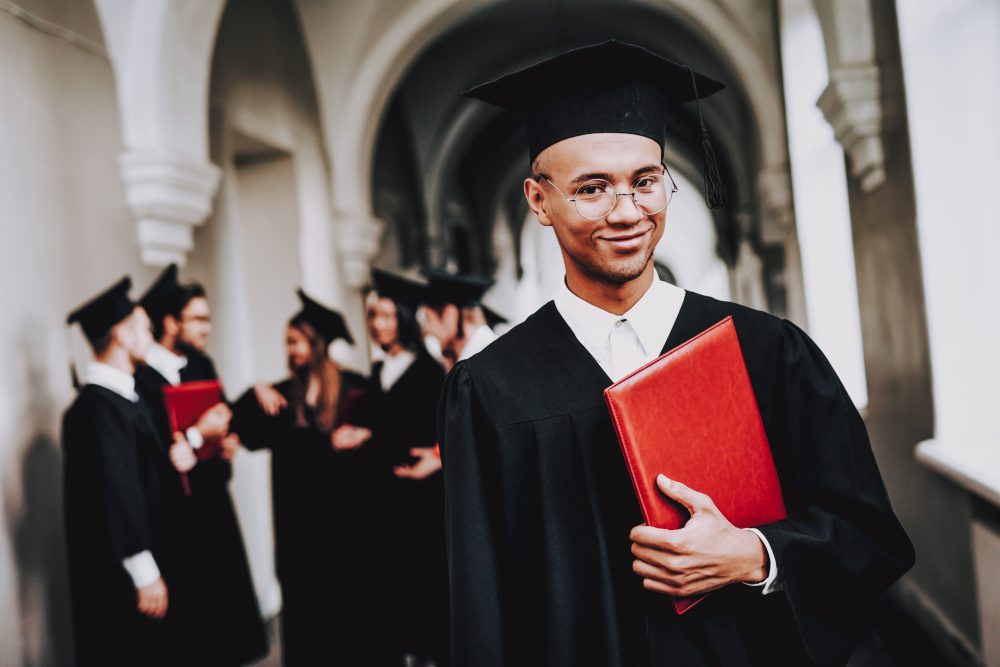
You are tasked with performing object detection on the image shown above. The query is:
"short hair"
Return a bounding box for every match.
[152,283,207,341]
[89,330,114,356]
[531,151,549,180]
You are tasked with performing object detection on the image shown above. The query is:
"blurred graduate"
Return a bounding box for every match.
[230,289,389,665]
[134,264,267,667]
[62,277,192,666]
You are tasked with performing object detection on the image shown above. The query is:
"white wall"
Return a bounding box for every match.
[0,3,159,664]
[898,0,1000,448]
[779,0,868,408]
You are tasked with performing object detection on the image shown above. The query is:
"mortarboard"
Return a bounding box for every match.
[464,39,727,208]
[294,289,354,345]
[480,304,509,330]
[66,276,136,344]
[421,269,494,309]
[371,267,430,310]
[139,264,186,324]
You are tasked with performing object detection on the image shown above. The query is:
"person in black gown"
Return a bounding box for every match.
[362,269,449,666]
[62,277,195,666]
[231,289,389,665]
[134,264,268,667]
[440,41,915,666]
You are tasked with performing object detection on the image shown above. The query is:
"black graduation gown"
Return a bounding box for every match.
[134,350,267,667]
[365,352,448,661]
[62,385,186,667]
[231,371,392,666]
[439,293,915,667]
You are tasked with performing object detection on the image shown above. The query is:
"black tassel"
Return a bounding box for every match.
[70,363,81,391]
[686,66,728,209]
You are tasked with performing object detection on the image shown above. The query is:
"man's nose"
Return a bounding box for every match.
[604,193,644,225]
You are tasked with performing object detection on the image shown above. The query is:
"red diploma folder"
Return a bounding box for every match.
[162,380,224,493]
[604,316,786,614]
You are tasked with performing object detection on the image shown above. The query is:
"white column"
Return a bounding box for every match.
[899,0,1000,448]
[778,0,868,407]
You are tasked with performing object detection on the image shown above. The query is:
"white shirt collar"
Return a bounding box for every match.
[143,342,188,386]
[380,348,417,391]
[458,325,498,362]
[553,274,686,379]
[84,362,139,402]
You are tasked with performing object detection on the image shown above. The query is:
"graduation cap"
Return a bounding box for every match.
[421,269,494,309]
[464,39,728,208]
[66,276,136,345]
[370,267,430,310]
[480,304,509,330]
[293,289,354,345]
[138,264,186,324]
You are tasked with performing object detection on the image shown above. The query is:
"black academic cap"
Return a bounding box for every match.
[422,269,494,309]
[293,289,354,345]
[66,276,136,344]
[480,304,508,329]
[464,40,728,208]
[139,264,185,324]
[371,267,430,310]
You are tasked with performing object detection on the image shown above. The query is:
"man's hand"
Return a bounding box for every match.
[394,447,443,480]
[220,433,241,462]
[331,425,372,452]
[254,384,287,416]
[194,403,231,441]
[169,433,198,473]
[630,474,768,598]
[136,577,169,618]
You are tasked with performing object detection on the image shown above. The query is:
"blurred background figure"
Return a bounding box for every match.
[230,290,388,666]
[135,264,268,667]
[2,0,999,665]
[62,277,185,666]
[365,268,449,666]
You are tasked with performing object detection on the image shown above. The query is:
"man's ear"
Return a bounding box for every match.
[524,178,553,228]
[163,314,179,337]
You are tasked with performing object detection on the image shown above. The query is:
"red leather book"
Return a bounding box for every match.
[162,380,224,493]
[604,316,786,614]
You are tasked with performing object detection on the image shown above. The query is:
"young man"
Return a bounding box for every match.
[420,269,502,371]
[439,41,914,666]
[135,264,267,667]
[63,276,194,666]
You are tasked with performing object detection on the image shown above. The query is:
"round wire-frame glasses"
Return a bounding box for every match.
[537,163,679,220]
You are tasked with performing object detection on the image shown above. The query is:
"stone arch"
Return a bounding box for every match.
[310,0,796,294]
[94,0,228,265]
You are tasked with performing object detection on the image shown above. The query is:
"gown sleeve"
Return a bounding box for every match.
[438,362,506,666]
[230,385,288,451]
[78,403,155,562]
[755,320,915,666]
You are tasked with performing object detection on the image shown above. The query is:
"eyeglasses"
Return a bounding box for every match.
[536,164,678,220]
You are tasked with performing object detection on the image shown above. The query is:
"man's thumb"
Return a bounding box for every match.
[656,474,706,514]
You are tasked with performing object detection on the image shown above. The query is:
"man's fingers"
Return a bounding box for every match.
[655,474,712,514]
[629,525,688,553]
[631,559,684,586]
[630,543,689,573]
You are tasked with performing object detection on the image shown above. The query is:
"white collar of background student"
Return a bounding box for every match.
[84,362,139,402]
[144,342,188,386]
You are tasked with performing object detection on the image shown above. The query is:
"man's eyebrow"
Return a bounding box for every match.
[568,172,613,185]
[567,164,663,185]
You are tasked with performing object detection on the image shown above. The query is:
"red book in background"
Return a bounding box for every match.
[604,316,787,614]
[162,380,224,494]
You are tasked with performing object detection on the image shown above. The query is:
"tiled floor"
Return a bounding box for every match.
[247,616,906,667]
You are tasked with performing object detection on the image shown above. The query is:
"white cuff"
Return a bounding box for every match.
[743,528,782,595]
[185,426,204,450]
[122,550,161,589]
